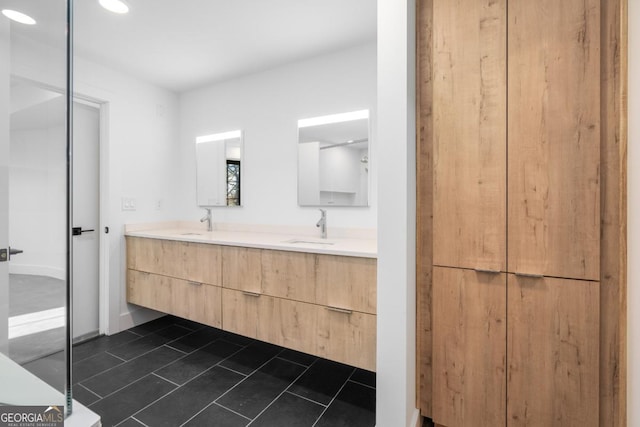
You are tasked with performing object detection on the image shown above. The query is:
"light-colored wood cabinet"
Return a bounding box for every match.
[432,267,506,427]
[432,0,506,272]
[127,237,377,371]
[507,275,600,426]
[127,236,222,285]
[222,246,316,304]
[221,288,260,339]
[507,0,600,281]
[317,304,376,372]
[316,255,377,314]
[418,0,615,424]
[127,269,222,328]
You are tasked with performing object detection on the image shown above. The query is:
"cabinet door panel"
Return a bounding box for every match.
[432,267,506,427]
[507,275,599,427]
[127,270,172,313]
[261,250,316,304]
[173,281,222,329]
[508,0,600,280]
[126,237,222,285]
[221,246,262,292]
[317,306,376,372]
[221,288,259,339]
[432,0,507,271]
[258,296,319,356]
[315,255,376,314]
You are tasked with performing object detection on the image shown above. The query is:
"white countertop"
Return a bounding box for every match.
[125,225,377,258]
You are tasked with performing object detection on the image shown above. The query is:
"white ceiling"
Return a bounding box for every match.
[4,0,377,93]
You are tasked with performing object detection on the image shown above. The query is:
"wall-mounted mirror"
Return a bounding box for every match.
[196,130,243,207]
[298,110,369,206]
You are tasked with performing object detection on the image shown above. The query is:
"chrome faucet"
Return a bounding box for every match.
[200,208,213,232]
[316,209,327,239]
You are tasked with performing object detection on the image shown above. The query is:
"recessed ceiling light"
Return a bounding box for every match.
[99,0,129,14]
[2,9,36,25]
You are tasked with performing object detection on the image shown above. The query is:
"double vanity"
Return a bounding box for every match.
[125,224,377,371]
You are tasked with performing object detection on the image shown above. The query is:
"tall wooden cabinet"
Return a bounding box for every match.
[418,0,626,425]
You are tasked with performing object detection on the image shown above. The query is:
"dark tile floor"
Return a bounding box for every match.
[44,315,376,426]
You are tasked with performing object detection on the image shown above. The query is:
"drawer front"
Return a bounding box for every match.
[221,246,262,292]
[127,237,222,285]
[261,249,316,304]
[221,288,260,339]
[317,305,377,371]
[258,295,320,356]
[127,269,222,328]
[316,254,377,314]
[127,269,173,313]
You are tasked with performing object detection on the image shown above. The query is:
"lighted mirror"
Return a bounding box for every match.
[196,130,243,207]
[297,110,369,206]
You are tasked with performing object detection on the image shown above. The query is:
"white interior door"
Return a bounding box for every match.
[72,102,100,341]
[0,20,9,355]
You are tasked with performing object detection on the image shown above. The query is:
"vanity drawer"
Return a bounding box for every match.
[127,269,222,328]
[221,288,376,371]
[315,254,377,315]
[126,236,222,285]
[222,247,316,304]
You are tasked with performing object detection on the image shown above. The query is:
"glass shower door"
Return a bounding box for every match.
[0,0,70,415]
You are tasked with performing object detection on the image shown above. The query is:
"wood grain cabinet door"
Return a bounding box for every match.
[507,0,601,281]
[432,267,506,427]
[507,275,599,427]
[432,0,507,272]
[261,250,316,304]
[315,255,377,314]
[221,288,260,339]
[221,246,262,293]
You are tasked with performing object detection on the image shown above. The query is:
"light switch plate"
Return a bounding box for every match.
[121,197,137,211]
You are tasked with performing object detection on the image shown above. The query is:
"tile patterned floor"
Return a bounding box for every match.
[70,316,376,427]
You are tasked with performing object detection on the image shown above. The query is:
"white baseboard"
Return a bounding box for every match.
[411,408,422,427]
[118,306,165,333]
[9,264,65,281]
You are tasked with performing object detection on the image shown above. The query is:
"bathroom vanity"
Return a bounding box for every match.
[125,226,377,371]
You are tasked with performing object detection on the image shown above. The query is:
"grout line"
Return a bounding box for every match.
[347,378,376,390]
[76,383,102,401]
[285,390,328,408]
[131,416,150,427]
[212,352,285,413]
[164,344,189,354]
[274,355,314,368]
[245,357,315,425]
[216,364,249,378]
[311,367,357,427]
[151,372,182,388]
[123,376,186,425]
[180,401,252,427]
[105,351,129,363]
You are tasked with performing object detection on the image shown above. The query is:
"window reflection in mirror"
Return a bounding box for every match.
[298,110,369,206]
[196,130,242,207]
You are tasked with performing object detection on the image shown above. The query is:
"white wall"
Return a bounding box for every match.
[177,43,377,229]
[377,0,418,426]
[10,35,181,333]
[628,2,638,426]
[9,125,66,279]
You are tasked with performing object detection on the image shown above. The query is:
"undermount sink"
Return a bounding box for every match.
[283,238,335,246]
[180,232,203,236]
